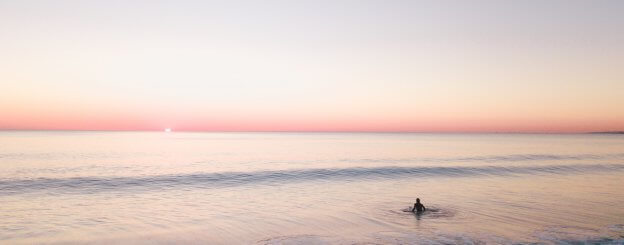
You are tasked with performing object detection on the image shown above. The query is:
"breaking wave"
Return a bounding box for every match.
[1,163,623,195]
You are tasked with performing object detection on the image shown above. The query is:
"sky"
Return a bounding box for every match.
[1,0,623,132]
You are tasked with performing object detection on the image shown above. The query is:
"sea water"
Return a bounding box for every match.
[0,132,623,244]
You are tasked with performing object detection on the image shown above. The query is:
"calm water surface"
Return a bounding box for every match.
[1,132,623,244]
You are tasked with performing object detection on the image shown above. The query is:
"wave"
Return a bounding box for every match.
[2,152,623,163]
[337,153,624,164]
[1,163,623,195]
[257,230,624,245]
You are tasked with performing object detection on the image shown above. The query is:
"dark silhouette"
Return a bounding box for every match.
[411,198,426,213]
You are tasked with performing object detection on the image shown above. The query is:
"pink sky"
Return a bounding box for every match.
[1,1,623,133]
[2,105,622,133]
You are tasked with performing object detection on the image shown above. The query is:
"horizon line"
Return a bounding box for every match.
[1,129,622,134]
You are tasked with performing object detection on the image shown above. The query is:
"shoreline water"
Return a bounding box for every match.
[1,132,623,244]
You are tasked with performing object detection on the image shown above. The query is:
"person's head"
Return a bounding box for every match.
[416,198,420,203]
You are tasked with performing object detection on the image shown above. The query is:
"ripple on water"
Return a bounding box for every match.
[256,234,338,245]
[534,224,624,244]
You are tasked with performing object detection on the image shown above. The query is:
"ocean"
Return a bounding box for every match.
[1,131,623,244]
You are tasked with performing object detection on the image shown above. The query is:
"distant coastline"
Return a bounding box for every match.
[589,131,624,134]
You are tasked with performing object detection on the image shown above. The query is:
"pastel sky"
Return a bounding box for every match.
[1,0,623,132]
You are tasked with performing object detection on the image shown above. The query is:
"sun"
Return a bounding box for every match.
[164,128,172,132]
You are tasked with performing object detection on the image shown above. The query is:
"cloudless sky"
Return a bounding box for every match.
[1,0,623,132]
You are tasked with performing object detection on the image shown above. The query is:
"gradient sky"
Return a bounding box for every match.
[1,0,623,132]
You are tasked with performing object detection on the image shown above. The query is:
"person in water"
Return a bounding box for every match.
[411,198,426,213]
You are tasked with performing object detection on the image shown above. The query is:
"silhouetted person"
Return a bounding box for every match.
[411,198,426,213]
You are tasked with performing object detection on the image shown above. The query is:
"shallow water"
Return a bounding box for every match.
[1,132,623,244]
